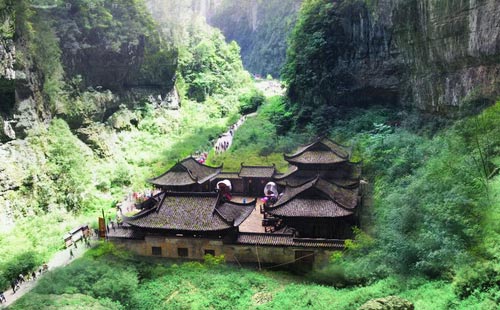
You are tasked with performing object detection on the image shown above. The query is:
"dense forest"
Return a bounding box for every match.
[1,0,500,309]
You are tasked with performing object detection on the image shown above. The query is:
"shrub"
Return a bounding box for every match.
[239,89,265,114]
[453,262,500,299]
[0,251,42,286]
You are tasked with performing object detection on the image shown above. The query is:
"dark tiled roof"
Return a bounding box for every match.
[217,200,256,226]
[284,138,352,165]
[239,165,275,178]
[149,157,222,187]
[266,177,358,218]
[182,157,222,183]
[348,162,363,179]
[275,176,311,187]
[330,178,360,189]
[315,178,359,209]
[273,178,320,207]
[214,172,241,180]
[124,192,254,232]
[267,199,353,217]
[276,176,360,188]
[285,151,348,165]
[237,233,345,248]
[273,165,299,180]
[273,165,360,188]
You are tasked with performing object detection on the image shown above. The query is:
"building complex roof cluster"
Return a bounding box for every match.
[116,137,361,246]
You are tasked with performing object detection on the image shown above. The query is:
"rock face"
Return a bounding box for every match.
[393,0,500,112]
[1,8,48,142]
[0,1,179,139]
[204,0,302,77]
[50,3,178,95]
[287,0,500,116]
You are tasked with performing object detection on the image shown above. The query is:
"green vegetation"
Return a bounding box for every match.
[2,0,500,309]
[0,0,15,40]
[308,102,499,307]
[212,100,500,308]
[11,243,498,309]
[1,0,258,294]
[281,0,344,132]
[177,17,251,103]
[210,0,301,77]
[207,96,310,171]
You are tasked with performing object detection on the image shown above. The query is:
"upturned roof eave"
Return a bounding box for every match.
[284,138,352,160]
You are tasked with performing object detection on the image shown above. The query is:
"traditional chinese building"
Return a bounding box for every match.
[108,137,362,268]
[273,138,361,188]
[268,138,361,239]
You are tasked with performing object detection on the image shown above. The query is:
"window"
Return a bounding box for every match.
[152,246,162,256]
[178,247,188,257]
[204,249,215,256]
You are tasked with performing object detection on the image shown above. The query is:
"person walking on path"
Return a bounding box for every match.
[0,291,6,303]
[69,248,74,259]
[10,280,16,294]
[31,271,36,280]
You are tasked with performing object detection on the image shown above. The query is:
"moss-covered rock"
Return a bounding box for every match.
[358,296,414,310]
[107,107,140,131]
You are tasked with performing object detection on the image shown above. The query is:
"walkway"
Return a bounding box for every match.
[0,238,97,308]
[194,113,255,163]
[213,114,252,155]
[232,196,266,233]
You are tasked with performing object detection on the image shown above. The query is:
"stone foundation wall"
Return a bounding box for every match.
[111,237,336,268]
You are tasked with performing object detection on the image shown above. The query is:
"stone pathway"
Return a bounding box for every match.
[0,238,97,308]
[213,114,252,155]
[194,113,256,163]
[231,196,265,233]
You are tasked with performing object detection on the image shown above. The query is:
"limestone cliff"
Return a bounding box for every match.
[285,0,500,120]
[0,0,178,140]
[205,0,302,77]
[1,0,48,142]
[394,0,500,112]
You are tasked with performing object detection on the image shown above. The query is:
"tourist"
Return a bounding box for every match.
[31,271,36,280]
[10,280,16,293]
[0,291,6,302]
[18,273,24,284]
[69,249,74,259]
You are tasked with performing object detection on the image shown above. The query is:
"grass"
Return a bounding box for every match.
[206,95,311,172]
[9,244,497,309]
